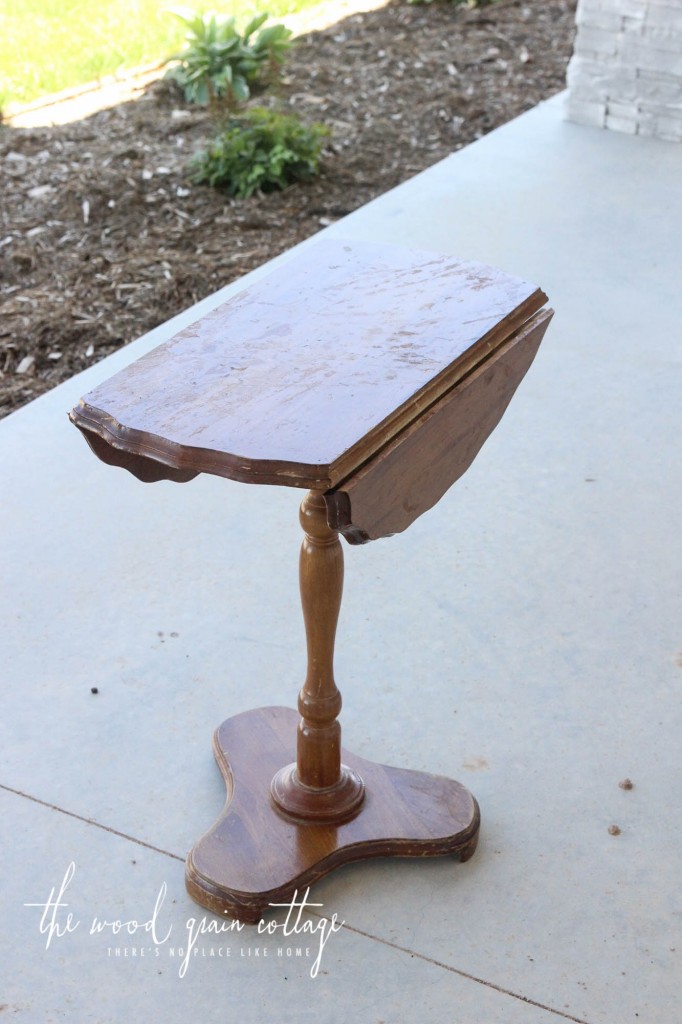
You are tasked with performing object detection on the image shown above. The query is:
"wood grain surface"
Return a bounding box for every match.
[70,239,545,489]
[186,706,480,923]
[325,308,553,543]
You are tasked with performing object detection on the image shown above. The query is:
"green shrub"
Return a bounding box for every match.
[165,6,292,108]
[191,107,329,197]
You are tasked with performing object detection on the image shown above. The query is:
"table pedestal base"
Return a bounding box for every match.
[186,706,480,924]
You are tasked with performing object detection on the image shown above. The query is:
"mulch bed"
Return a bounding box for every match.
[0,0,576,418]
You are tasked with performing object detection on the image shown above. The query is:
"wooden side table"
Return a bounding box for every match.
[70,239,552,923]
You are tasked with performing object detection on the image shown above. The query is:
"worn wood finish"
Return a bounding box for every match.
[325,308,554,544]
[69,239,546,490]
[186,706,480,923]
[68,239,552,920]
[270,491,365,823]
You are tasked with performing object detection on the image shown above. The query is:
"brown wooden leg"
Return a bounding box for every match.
[270,491,365,823]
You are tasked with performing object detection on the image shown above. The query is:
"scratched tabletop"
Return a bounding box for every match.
[70,239,545,489]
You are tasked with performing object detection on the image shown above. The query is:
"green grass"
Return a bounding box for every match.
[0,0,320,109]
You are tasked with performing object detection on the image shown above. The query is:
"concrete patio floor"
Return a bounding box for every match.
[1,93,680,1023]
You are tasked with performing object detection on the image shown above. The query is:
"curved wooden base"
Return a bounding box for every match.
[186,706,480,924]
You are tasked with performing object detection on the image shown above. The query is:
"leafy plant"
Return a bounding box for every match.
[165,6,292,109]
[191,107,329,197]
[251,22,292,84]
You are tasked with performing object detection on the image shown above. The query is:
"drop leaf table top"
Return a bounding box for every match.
[70,238,547,490]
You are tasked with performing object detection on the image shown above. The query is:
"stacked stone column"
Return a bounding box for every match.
[566,0,682,141]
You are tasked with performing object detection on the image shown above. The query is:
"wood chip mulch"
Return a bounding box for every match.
[0,0,576,419]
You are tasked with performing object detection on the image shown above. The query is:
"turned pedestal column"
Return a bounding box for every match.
[271,491,365,823]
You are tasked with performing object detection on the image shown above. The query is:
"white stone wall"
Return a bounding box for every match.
[566,0,682,141]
